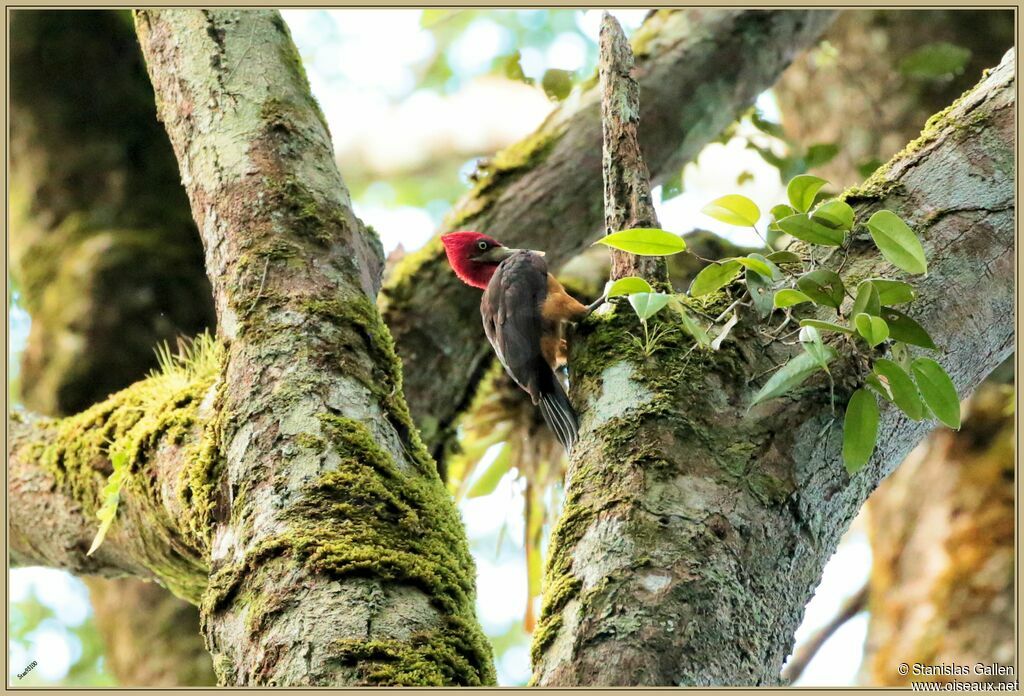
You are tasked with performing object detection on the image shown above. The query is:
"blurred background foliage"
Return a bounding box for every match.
[7,8,1014,687]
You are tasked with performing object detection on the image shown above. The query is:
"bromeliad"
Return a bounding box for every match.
[441,231,603,454]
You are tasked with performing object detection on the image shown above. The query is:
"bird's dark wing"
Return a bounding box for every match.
[480,250,579,453]
[480,251,549,403]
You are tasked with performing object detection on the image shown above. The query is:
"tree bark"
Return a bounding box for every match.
[531,49,1014,686]
[862,374,1015,685]
[380,10,836,464]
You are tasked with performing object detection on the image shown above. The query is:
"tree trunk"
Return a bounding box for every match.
[132,9,492,685]
[381,10,837,466]
[598,13,668,287]
[9,10,217,686]
[863,373,1015,685]
[531,49,1014,686]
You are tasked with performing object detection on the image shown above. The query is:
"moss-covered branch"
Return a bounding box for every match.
[532,49,1014,686]
[130,9,492,685]
[380,10,836,465]
[9,353,221,601]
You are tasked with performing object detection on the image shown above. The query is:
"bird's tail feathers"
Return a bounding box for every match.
[538,376,579,455]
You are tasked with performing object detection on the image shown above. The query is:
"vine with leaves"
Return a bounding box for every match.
[597,173,960,474]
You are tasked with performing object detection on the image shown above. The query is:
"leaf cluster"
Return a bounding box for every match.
[596,173,961,474]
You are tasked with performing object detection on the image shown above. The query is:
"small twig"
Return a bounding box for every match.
[714,298,743,323]
[781,583,869,684]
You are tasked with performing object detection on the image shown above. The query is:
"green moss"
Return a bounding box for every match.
[26,335,225,601]
[332,616,489,686]
[294,432,325,451]
[745,471,793,507]
[265,175,344,246]
[843,73,992,205]
[202,415,495,685]
[444,121,563,230]
[299,292,435,475]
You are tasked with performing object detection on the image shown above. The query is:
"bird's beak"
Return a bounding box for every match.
[475,246,526,263]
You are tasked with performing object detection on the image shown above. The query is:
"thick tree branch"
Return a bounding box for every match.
[598,13,667,286]
[532,49,1014,686]
[380,10,836,462]
[124,9,489,686]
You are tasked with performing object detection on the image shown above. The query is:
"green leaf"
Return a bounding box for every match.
[88,450,131,556]
[690,260,742,297]
[596,228,687,256]
[872,358,926,420]
[912,357,961,429]
[869,278,916,305]
[751,348,836,407]
[880,307,937,349]
[890,342,912,371]
[766,250,803,265]
[467,444,512,498]
[797,269,845,309]
[900,42,972,80]
[751,108,785,138]
[843,388,879,474]
[855,313,889,348]
[702,194,761,227]
[866,210,928,274]
[629,292,671,321]
[774,288,814,308]
[541,68,574,101]
[748,252,784,281]
[812,200,855,230]
[851,280,881,317]
[729,255,774,278]
[799,318,854,335]
[799,326,831,371]
[745,268,774,319]
[607,276,653,297]
[769,204,796,227]
[805,143,839,169]
[787,174,828,213]
[670,299,711,348]
[865,373,894,402]
[778,213,846,246]
[661,171,684,202]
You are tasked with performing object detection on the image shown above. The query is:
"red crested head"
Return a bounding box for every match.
[441,231,511,290]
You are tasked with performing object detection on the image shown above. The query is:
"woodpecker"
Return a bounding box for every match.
[442,231,601,454]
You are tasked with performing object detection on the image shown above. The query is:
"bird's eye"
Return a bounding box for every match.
[477,240,488,250]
